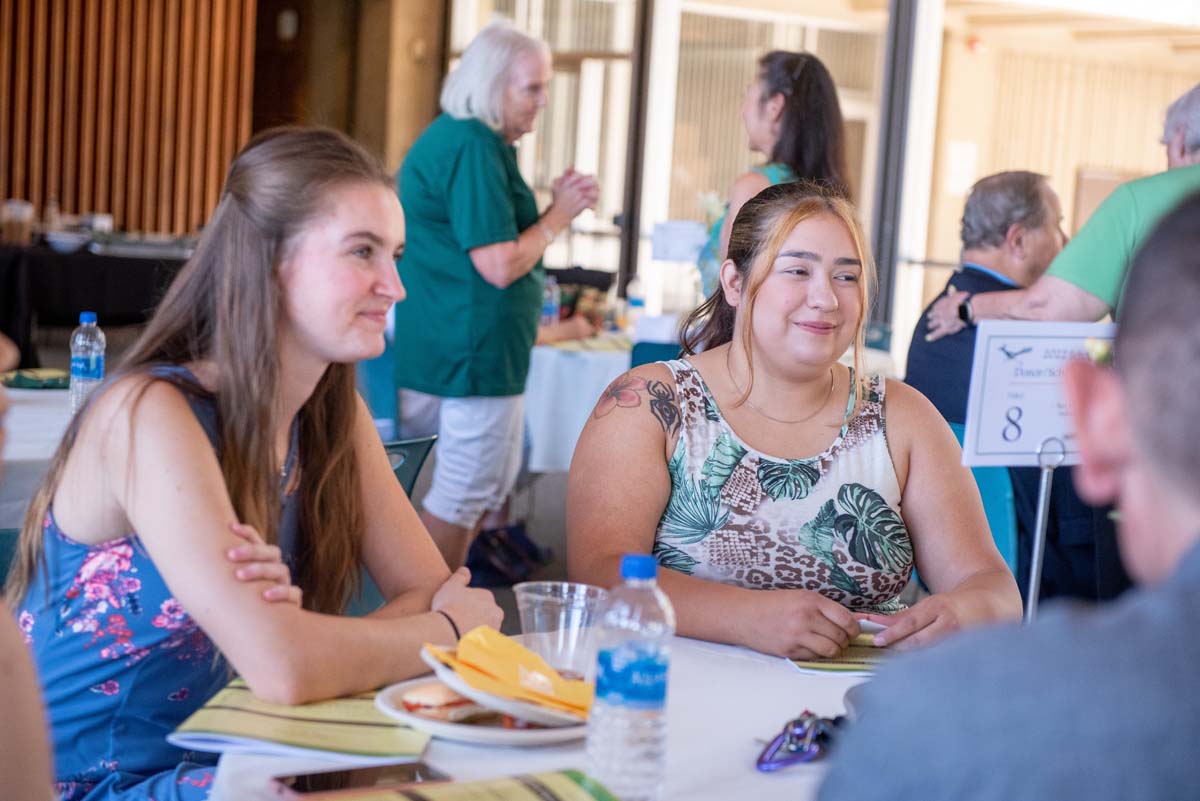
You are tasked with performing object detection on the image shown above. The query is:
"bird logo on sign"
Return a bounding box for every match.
[999,345,1033,361]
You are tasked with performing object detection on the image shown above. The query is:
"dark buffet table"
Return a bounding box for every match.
[0,245,186,368]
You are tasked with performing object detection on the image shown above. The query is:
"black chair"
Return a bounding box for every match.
[345,435,438,616]
[0,527,17,582]
[630,341,681,368]
[384,436,438,497]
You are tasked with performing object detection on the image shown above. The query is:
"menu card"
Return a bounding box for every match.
[313,770,617,801]
[790,633,887,677]
[168,678,429,764]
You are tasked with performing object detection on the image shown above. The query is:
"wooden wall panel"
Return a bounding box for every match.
[0,0,12,200]
[11,0,31,199]
[0,0,258,234]
[189,0,211,231]
[46,0,67,215]
[78,0,99,212]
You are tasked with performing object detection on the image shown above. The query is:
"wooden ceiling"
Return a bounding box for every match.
[850,0,1200,64]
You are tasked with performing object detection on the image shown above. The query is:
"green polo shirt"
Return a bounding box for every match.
[1048,163,1200,313]
[394,114,542,397]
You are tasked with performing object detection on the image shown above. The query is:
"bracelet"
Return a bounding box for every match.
[535,220,556,245]
[435,609,461,641]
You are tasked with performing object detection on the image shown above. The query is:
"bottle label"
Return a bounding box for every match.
[595,643,669,709]
[70,354,105,381]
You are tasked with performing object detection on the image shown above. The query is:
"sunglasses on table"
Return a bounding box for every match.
[756,711,847,772]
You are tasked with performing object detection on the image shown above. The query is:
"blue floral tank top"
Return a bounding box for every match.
[16,365,301,800]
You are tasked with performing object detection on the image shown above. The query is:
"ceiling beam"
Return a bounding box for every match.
[965,12,1110,26]
[1073,26,1200,40]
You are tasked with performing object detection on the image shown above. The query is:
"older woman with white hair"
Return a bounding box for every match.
[394,22,598,570]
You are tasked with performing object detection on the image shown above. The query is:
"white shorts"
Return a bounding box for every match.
[398,389,525,529]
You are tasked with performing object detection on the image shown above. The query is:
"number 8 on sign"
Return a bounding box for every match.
[1002,406,1023,442]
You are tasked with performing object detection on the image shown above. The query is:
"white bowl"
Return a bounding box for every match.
[44,231,91,254]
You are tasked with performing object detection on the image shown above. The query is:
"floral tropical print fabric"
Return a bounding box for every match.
[653,361,913,613]
[18,511,225,800]
[13,364,300,800]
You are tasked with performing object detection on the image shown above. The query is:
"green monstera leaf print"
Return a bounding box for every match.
[833,483,912,573]
[653,541,700,574]
[757,458,820,501]
[796,499,864,596]
[659,448,730,544]
[700,432,747,499]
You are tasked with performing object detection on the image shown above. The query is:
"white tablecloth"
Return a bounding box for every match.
[212,636,864,801]
[523,341,631,474]
[1,389,71,528]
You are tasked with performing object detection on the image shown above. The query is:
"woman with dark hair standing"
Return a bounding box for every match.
[569,182,1020,660]
[6,127,500,800]
[695,51,848,297]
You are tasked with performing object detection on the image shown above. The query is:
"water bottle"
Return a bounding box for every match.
[69,311,106,414]
[541,275,561,325]
[587,554,676,801]
[625,276,646,335]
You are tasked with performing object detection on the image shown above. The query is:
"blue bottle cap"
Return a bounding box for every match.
[620,554,657,580]
[79,311,97,324]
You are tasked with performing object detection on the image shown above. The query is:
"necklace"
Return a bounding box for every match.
[278,420,300,490]
[726,353,836,426]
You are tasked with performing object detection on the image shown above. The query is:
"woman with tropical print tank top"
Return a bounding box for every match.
[568,182,1021,660]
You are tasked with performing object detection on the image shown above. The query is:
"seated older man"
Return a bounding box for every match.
[819,190,1200,801]
[906,171,1126,603]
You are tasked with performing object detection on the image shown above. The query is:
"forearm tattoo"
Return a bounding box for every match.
[593,372,682,436]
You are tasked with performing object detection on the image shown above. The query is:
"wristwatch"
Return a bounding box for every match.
[956,295,976,327]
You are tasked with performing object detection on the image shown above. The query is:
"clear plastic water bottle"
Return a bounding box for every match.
[587,554,676,801]
[541,275,561,325]
[69,311,106,414]
[624,276,646,335]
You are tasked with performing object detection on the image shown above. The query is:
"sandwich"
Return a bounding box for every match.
[399,682,498,724]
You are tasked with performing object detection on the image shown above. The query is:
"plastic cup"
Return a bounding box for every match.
[512,581,608,681]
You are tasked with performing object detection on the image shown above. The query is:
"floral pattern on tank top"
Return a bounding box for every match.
[653,360,913,613]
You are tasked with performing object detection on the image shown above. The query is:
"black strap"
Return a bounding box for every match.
[435,609,461,641]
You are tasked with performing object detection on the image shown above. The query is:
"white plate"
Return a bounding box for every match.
[375,678,586,746]
[418,647,586,728]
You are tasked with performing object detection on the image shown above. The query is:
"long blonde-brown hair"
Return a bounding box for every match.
[5,127,391,614]
[680,181,876,412]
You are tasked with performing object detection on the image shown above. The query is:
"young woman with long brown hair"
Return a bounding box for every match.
[568,182,1020,660]
[5,127,500,801]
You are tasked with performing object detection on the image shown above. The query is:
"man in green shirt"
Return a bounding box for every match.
[926,82,1200,337]
[394,22,597,569]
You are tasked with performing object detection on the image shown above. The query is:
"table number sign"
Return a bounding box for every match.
[962,321,1116,468]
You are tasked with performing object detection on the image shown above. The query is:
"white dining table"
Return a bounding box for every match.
[211,636,865,801]
[1,388,71,528]
[523,336,633,474]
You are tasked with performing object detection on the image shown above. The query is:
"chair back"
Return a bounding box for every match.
[866,320,892,352]
[384,435,438,497]
[948,422,1018,574]
[630,341,680,369]
[345,435,439,617]
[356,344,398,440]
[0,528,17,583]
